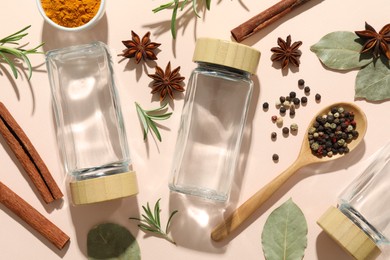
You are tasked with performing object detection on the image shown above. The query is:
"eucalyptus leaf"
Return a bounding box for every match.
[262,198,308,260]
[355,58,390,101]
[87,223,140,260]
[310,31,373,70]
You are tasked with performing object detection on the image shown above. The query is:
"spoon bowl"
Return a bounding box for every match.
[211,102,367,242]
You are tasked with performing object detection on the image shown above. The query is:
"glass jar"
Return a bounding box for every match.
[318,140,390,260]
[169,38,260,202]
[46,41,138,205]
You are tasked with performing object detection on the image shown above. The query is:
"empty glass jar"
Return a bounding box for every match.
[318,140,390,260]
[169,38,260,202]
[46,41,138,205]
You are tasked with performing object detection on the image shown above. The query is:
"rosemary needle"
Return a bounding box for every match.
[0,25,44,80]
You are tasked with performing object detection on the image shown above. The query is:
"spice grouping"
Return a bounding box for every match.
[308,106,358,157]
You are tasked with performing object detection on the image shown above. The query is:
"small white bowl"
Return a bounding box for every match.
[36,0,106,32]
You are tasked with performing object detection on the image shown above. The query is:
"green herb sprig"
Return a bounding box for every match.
[135,102,172,142]
[152,0,211,39]
[130,199,178,245]
[0,25,44,80]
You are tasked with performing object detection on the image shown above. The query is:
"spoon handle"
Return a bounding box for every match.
[211,158,304,242]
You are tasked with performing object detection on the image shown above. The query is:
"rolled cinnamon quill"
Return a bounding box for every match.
[0,102,63,203]
[231,0,314,42]
[0,181,70,250]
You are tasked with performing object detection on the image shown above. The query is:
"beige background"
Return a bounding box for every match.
[0,0,389,259]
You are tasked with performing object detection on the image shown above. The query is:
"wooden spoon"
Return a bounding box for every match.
[211,102,367,242]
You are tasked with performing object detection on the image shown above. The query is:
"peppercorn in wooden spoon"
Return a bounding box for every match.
[211,102,367,242]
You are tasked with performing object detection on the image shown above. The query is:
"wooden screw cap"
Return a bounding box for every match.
[317,206,381,260]
[70,171,138,205]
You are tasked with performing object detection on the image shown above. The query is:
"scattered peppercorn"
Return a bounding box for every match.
[272,154,279,161]
[289,105,296,116]
[271,132,277,139]
[301,96,308,104]
[276,116,283,126]
[290,123,298,132]
[280,106,286,114]
[315,93,321,101]
[304,86,310,94]
[271,115,278,122]
[293,97,300,105]
[279,96,286,103]
[289,91,296,98]
[308,106,358,158]
[298,79,305,86]
[263,102,269,109]
[282,127,289,135]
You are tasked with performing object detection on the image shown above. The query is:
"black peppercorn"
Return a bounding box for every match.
[315,93,321,101]
[263,102,269,109]
[289,106,296,116]
[280,106,286,114]
[301,96,308,104]
[271,132,277,139]
[298,79,305,86]
[289,91,296,98]
[279,96,286,103]
[272,154,279,161]
[304,86,310,94]
[293,97,300,105]
[282,127,289,135]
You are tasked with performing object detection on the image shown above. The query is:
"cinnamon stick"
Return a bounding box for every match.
[0,102,63,203]
[231,0,314,42]
[0,181,70,250]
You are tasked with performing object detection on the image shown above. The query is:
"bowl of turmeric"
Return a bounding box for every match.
[36,0,106,32]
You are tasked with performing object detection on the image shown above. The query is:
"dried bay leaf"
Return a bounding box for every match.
[87,223,141,260]
[355,59,390,101]
[310,31,373,70]
[261,198,308,260]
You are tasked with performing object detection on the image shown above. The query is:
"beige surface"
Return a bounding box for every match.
[0,0,390,259]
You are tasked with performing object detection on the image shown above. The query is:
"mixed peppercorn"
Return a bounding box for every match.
[308,106,358,157]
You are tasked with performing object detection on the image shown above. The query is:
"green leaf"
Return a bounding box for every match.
[310,31,373,70]
[262,198,308,260]
[87,223,141,260]
[355,58,390,101]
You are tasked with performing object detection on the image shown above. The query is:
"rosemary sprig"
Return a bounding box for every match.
[152,0,211,39]
[130,199,178,245]
[0,25,44,80]
[135,102,172,142]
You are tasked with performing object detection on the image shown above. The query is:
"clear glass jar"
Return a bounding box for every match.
[169,38,260,202]
[46,41,138,205]
[318,140,390,260]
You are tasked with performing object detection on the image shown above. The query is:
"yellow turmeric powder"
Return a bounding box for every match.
[41,0,101,28]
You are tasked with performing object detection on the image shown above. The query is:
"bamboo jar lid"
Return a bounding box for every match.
[70,171,138,205]
[192,38,261,74]
[317,206,381,260]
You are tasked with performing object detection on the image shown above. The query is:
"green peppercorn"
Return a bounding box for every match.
[290,123,298,132]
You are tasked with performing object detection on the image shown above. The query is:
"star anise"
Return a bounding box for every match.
[119,31,161,64]
[271,35,302,69]
[148,62,185,101]
[355,22,390,60]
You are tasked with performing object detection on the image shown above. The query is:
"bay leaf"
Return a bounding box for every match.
[355,58,390,101]
[87,223,141,260]
[261,198,308,260]
[310,31,373,70]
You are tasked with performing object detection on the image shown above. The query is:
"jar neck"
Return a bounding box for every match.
[195,62,251,79]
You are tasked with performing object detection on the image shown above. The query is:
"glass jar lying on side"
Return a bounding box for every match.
[46,41,138,205]
[169,38,260,202]
[318,140,390,260]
